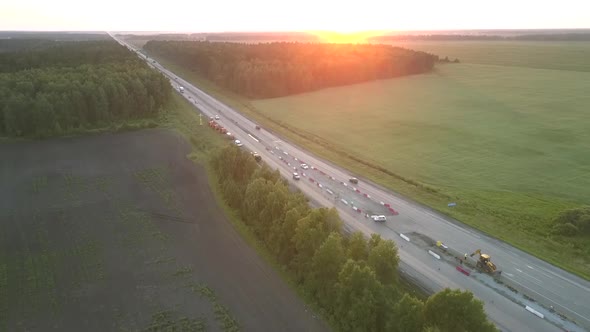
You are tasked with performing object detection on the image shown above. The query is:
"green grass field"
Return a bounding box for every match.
[146,41,590,279]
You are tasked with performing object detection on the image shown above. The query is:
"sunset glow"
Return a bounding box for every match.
[311,31,389,44]
[1,0,589,31]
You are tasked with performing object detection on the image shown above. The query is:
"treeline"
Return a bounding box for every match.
[0,40,172,138]
[0,40,135,72]
[212,145,497,332]
[370,33,590,42]
[144,41,438,98]
[0,39,58,53]
[0,31,109,41]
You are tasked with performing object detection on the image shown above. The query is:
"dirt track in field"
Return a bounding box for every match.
[0,129,327,331]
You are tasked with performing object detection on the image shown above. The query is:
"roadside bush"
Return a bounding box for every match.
[552,206,590,236]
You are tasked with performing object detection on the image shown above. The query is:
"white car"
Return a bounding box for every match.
[215,115,220,120]
[293,173,301,180]
[371,215,387,222]
[300,164,309,170]
[234,140,243,147]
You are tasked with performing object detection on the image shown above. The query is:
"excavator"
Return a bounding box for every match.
[470,249,501,276]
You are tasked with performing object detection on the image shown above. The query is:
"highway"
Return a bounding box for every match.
[110,33,589,332]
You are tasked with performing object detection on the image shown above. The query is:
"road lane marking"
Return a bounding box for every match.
[527,265,534,270]
[515,268,523,273]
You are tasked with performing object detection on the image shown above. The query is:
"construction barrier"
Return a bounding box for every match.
[428,250,441,259]
[525,306,544,319]
[309,178,314,183]
[456,266,471,276]
[385,203,391,208]
[357,209,362,213]
[355,189,361,193]
[380,201,385,205]
[400,234,410,242]
[247,134,260,142]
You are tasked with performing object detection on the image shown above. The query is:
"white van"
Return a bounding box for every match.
[371,215,387,222]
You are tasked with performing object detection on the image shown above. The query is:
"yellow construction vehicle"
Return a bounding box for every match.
[470,249,501,275]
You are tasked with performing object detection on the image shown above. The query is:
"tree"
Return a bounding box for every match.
[368,239,399,286]
[335,259,383,331]
[347,232,368,262]
[242,177,271,227]
[391,294,425,332]
[308,233,346,309]
[293,210,330,280]
[424,289,497,332]
[274,207,303,266]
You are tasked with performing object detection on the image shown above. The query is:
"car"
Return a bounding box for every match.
[349,177,359,184]
[215,115,220,120]
[371,215,387,222]
[283,151,288,156]
[234,139,243,147]
[300,164,309,170]
[255,125,261,130]
[293,173,300,180]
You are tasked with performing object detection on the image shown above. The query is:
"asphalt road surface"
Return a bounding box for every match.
[110,33,589,332]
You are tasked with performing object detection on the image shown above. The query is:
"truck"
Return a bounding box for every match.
[179,86,185,93]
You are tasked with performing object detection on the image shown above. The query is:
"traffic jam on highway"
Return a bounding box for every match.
[117,37,585,331]
[199,96,585,332]
[207,114,398,221]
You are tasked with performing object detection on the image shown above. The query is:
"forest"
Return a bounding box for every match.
[212,145,497,332]
[0,40,171,138]
[144,41,439,98]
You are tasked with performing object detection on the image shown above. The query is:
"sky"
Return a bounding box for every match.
[2,0,589,32]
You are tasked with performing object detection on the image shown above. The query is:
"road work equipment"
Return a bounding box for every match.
[470,249,501,275]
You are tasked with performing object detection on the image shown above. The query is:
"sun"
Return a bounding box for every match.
[309,30,386,44]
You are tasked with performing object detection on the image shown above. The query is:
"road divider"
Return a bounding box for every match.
[525,305,545,319]
[428,250,441,259]
[400,233,410,242]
